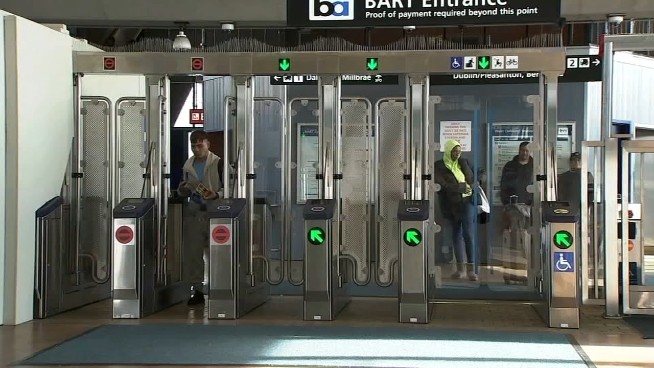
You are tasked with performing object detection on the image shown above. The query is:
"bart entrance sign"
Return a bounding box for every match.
[287,0,562,28]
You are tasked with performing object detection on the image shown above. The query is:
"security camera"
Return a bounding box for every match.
[607,14,624,25]
[221,23,235,32]
[403,25,416,32]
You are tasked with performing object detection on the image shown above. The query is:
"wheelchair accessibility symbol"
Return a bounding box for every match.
[554,252,574,272]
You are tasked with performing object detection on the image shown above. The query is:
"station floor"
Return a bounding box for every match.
[1,296,653,368]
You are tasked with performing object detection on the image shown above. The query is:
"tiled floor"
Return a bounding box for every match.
[1,297,653,368]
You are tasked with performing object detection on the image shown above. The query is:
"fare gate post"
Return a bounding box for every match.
[541,201,580,328]
[303,199,348,320]
[111,198,156,318]
[398,200,431,323]
[207,198,268,319]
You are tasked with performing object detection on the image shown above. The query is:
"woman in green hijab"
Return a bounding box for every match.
[434,139,478,281]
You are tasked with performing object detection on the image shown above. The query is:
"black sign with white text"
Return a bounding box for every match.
[287,0,562,28]
[429,56,602,85]
[270,74,399,85]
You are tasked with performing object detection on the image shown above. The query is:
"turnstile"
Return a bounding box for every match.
[539,201,580,328]
[207,198,269,319]
[112,198,187,318]
[397,200,431,324]
[302,199,349,321]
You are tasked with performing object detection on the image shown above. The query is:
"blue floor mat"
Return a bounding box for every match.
[19,324,590,367]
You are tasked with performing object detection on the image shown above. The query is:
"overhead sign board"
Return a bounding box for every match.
[270,74,399,85]
[430,56,601,85]
[288,0,562,28]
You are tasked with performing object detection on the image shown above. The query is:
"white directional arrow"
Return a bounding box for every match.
[273,76,281,81]
[592,59,601,66]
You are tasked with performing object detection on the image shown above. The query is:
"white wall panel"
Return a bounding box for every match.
[584,81,602,141]
[2,14,73,325]
[612,52,654,128]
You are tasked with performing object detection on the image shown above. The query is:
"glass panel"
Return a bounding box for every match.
[429,83,542,300]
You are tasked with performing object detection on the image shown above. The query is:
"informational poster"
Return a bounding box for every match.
[297,124,320,204]
[440,121,472,152]
[491,124,533,205]
[490,122,575,205]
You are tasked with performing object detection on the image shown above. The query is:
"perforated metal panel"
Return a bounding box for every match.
[254,98,284,281]
[117,99,146,201]
[376,100,405,284]
[341,99,372,283]
[80,99,111,274]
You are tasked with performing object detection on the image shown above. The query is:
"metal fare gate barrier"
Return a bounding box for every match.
[73,47,566,323]
[208,198,269,319]
[540,201,580,328]
[112,198,156,318]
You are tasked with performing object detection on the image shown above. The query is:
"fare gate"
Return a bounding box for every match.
[208,198,269,319]
[302,199,349,321]
[398,200,431,324]
[539,201,580,329]
[112,198,188,319]
[73,48,566,322]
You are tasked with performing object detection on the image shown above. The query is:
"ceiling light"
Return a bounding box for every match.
[173,30,192,50]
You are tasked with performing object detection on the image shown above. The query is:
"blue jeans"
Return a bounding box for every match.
[450,201,475,265]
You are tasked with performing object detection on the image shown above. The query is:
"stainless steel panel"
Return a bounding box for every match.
[341,99,371,284]
[116,98,146,202]
[304,219,332,321]
[208,218,236,319]
[399,221,429,323]
[376,99,405,285]
[630,288,654,309]
[73,49,566,75]
[580,141,605,305]
[112,218,138,318]
[604,34,654,51]
[80,98,111,282]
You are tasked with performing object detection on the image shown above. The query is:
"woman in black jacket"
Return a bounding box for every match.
[434,140,478,281]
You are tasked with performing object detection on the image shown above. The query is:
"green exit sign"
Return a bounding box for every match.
[366,58,379,71]
[478,56,490,70]
[278,58,291,71]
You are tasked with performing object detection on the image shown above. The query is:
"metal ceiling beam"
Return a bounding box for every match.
[2,0,654,27]
[72,48,566,75]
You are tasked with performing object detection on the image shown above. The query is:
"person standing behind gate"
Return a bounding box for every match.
[434,139,478,281]
[177,130,223,306]
[499,141,534,284]
[557,152,594,214]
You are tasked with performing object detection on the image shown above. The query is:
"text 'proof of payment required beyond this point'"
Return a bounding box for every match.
[364,0,539,21]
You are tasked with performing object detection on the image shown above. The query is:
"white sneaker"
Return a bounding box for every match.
[451,271,465,279]
[467,272,478,281]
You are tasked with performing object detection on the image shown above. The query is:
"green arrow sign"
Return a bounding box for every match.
[478,56,490,69]
[308,227,325,245]
[403,228,422,246]
[553,230,573,249]
[366,58,379,71]
[279,58,291,71]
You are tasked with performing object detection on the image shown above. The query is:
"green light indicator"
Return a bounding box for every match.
[478,56,490,70]
[279,58,291,71]
[403,228,422,246]
[366,58,379,71]
[308,227,325,245]
[553,230,573,249]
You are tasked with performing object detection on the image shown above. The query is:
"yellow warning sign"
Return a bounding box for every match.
[553,208,569,214]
